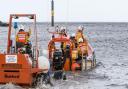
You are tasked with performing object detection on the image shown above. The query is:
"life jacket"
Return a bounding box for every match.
[61,42,69,50]
[77,42,88,56]
[49,44,56,51]
[16,32,27,43]
[75,32,85,43]
[71,40,76,49]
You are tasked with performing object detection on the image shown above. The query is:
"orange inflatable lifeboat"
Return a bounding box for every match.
[48,26,96,72]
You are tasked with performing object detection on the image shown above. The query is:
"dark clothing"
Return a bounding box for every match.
[25,43,32,56]
[16,42,24,49]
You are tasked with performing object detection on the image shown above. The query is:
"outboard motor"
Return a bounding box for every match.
[53,50,63,70]
[53,50,64,79]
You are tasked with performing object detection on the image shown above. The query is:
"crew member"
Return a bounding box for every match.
[61,42,66,56]
[75,26,87,44]
[60,26,67,37]
[77,38,88,61]
[49,41,56,59]
[70,33,77,49]
[16,25,29,50]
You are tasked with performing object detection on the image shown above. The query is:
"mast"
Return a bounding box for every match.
[51,0,54,27]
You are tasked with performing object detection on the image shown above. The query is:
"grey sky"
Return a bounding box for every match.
[0,0,128,22]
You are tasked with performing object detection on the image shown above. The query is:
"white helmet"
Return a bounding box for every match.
[78,38,83,43]
[78,25,84,31]
[60,26,66,30]
[71,33,75,37]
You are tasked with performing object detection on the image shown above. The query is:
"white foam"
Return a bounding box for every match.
[0,83,23,89]
[38,56,50,73]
